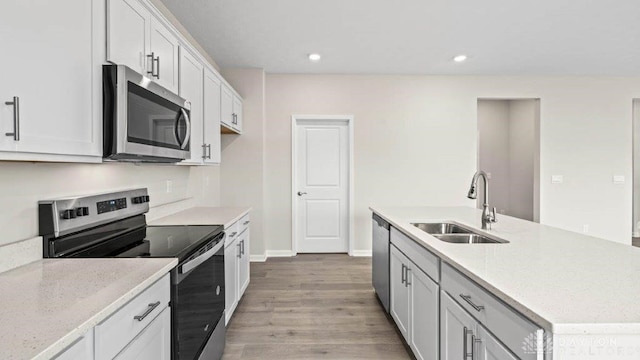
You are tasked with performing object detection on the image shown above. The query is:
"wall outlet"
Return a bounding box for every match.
[166,180,173,193]
[551,175,563,184]
[582,224,589,233]
[613,175,625,184]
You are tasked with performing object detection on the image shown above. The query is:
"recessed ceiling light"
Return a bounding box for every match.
[308,53,321,62]
[453,55,468,63]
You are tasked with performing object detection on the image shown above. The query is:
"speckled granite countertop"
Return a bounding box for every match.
[0,258,177,360]
[149,206,251,229]
[371,206,640,335]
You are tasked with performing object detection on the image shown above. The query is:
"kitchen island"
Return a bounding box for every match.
[372,206,640,360]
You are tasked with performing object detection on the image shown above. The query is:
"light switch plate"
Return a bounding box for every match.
[551,175,563,184]
[613,175,625,184]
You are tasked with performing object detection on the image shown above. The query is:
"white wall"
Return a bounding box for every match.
[508,100,538,221]
[263,75,639,253]
[0,162,220,247]
[477,100,511,214]
[220,68,267,258]
[633,99,640,236]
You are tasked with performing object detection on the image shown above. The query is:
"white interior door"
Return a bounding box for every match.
[295,118,350,253]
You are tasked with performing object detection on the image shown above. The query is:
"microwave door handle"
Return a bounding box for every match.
[179,108,191,150]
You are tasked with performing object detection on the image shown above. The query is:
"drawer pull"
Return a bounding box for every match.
[459,294,485,312]
[243,220,250,225]
[229,231,237,237]
[134,301,161,321]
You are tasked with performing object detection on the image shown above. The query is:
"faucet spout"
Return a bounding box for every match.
[467,171,497,230]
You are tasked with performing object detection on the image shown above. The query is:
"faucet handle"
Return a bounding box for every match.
[491,207,498,223]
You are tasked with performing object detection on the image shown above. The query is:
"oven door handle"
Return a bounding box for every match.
[179,108,191,150]
[180,240,224,274]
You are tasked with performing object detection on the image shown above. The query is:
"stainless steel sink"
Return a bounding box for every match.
[412,222,470,235]
[411,222,509,244]
[433,233,508,244]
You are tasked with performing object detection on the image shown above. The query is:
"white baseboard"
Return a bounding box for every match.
[351,250,372,257]
[266,250,295,257]
[250,254,267,262]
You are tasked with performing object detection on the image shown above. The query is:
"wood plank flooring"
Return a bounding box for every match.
[222,254,412,360]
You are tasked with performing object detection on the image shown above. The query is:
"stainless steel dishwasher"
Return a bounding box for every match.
[372,213,390,313]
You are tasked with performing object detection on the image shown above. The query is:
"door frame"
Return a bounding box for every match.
[291,115,355,256]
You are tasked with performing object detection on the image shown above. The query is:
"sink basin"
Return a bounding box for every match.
[412,222,470,235]
[433,233,509,244]
[411,222,509,244]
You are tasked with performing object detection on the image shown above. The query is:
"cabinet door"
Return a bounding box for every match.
[409,266,439,360]
[476,325,519,360]
[107,0,151,74]
[220,84,234,129]
[114,307,171,360]
[440,291,477,360]
[0,0,100,157]
[232,96,243,133]
[390,245,410,341]
[203,69,222,164]
[238,230,251,297]
[53,330,94,360]
[224,239,239,325]
[179,48,204,164]
[149,17,179,93]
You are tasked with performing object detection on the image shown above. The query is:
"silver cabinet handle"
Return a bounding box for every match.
[463,327,473,359]
[237,243,241,258]
[155,56,160,79]
[146,52,155,76]
[134,301,161,321]
[405,268,411,287]
[459,294,485,312]
[243,220,250,225]
[5,96,19,141]
[207,144,212,159]
[201,144,208,159]
[472,334,481,360]
[401,263,406,284]
[229,231,238,237]
[297,191,307,196]
[241,239,245,255]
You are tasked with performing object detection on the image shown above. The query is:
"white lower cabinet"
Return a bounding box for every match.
[440,291,480,360]
[114,307,171,360]
[225,213,251,325]
[390,244,438,360]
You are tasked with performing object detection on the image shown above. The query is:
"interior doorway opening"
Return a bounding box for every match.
[477,99,541,222]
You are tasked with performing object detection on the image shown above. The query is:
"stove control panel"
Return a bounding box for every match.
[39,188,150,238]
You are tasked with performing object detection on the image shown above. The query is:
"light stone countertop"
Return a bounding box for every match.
[371,206,640,335]
[0,258,177,360]
[149,206,252,229]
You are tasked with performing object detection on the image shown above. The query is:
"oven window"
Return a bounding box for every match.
[127,81,189,150]
[174,247,225,359]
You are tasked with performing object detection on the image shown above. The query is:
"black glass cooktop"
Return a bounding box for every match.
[115,225,223,259]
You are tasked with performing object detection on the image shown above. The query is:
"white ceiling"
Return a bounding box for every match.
[159,0,640,75]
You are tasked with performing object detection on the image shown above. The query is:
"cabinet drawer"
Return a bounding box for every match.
[238,213,251,235]
[95,274,170,360]
[441,263,543,360]
[225,221,240,247]
[390,227,439,283]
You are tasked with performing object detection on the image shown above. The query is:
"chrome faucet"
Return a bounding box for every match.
[467,171,497,230]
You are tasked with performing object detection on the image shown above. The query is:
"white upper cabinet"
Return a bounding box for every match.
[179,48,204,164]
[107,0,180,93]
[220,84,234,129]
[203,69,222,164]
[107,0,151,75]
[232,96,243,133]
[149,17,179,93]
[0,0,101,161]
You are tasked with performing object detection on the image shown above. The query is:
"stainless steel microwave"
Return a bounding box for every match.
[103,65,191,162]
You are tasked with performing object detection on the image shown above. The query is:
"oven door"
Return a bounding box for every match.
[103,64,191,162]
[172,237,225,360]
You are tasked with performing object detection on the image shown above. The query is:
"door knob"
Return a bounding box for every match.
[297,191,307,196]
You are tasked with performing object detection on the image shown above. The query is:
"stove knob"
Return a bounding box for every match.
[144,195,150,203]
[61,209,76,220]
[75,208,83,217]
[132,196,142,204]
[81,207,89,216]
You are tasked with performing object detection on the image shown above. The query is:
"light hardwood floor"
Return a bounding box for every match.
[222,254,412,360]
